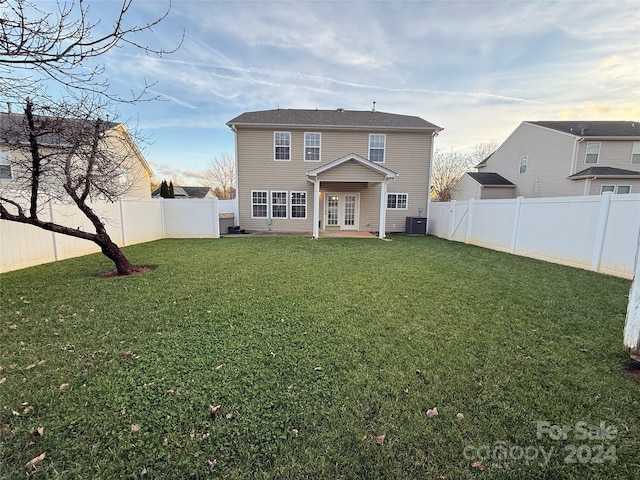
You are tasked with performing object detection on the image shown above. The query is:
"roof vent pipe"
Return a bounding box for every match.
[337,107,345,112]
[372,101,376,112]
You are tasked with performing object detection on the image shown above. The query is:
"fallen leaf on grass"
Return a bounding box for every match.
[215,364,224,371]
[190,429,195,440]
[25,363,36,370]
[130,424,141,433]
[37,360,45,365]
[207,459,217,470]
[210,404,222,418]
[202,432,210,440]
[361,434,367,441]
[9,324,17,329]
[141,467,147,476]
[33,427,44,437]
[426,407,438,419]
[313,366,323,372]
[12,410,20,416]
[291,429,299,437]
[166,389,175,395]
[471,460,484,470]
[376,434,385,445]
[0,378,6,385]
[25,452,46,470]
[415,369,422,376]
[59,383,69,391]
[456,413,465,420]
[225,413,233,420]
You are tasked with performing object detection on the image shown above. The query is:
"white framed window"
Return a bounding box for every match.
[369,134,386,162]
[519,155,528,174]
[304,133,321,162]
[631,142,640,164]
[585,142,600,164]
[601,185,631,194]
[271,191,288,218]
[290,191,307,219]
[387,193,408,209]
[251,190,268,218]
[274,132,291,161]
[0,151,12,179]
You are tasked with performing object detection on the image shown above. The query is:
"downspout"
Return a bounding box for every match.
[584,176,596,196]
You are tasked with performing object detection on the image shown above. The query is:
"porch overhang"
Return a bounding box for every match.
[306,154,397,240]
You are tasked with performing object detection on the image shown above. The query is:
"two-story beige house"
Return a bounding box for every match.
[227,108,442,238]
[0,112,153,200]
[452,121,640,200]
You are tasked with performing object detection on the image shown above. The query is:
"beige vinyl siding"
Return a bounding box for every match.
[576,140,640,170]
[484,123,583,198]
[451,174,482,200]
[236,126,433,233]
[481,187,515,199]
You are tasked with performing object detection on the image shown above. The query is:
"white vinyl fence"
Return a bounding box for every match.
[428,194,640,279]
[0,198,219,273]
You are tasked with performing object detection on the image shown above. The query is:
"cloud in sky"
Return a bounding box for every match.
[81,0,639,181]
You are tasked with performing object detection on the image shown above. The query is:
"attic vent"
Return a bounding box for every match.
[336,108,345,112]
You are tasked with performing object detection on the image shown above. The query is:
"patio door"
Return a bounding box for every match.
[325,193,359,231]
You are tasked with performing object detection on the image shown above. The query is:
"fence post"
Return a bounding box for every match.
[448,200,456,240]
[591,193,612,272]
[510,196,524,254]
[465,198,475,244]
[49,202,60,261]
[119,199,127,246]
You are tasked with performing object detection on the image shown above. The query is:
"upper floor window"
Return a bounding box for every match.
[304,133,321,162]
[251,190,268,218]
[585,142,600,164]
[519,155,528,174]
[631,142,640,164]
[271,191,288,218]
[369,134,386,162]
[274,132,291,161]
[0,151,12,179]
[387,193,408,209]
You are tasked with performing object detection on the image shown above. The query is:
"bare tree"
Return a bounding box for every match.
[430,148,477,202]
[0,1,178,275]
[0,0,181,102]
[199,153,236,200]
[470,141,498,167]
[0,99,146,274]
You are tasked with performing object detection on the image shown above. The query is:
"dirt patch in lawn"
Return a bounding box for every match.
[97,265,156,278]
[623,360,640,381]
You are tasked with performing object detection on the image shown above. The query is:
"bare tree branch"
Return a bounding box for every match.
[199,153,236,200]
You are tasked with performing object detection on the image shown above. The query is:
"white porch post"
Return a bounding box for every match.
[312,179,320,239]
[378,180,388,239]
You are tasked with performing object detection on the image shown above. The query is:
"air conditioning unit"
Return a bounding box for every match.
[405,216,427,235]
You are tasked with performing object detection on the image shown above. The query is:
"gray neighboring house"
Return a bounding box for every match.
[227,108,442,238]
[452,120,640,200]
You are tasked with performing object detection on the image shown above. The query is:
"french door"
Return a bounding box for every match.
[325,193,359,230]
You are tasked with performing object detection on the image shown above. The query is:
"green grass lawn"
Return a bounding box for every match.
[1,236,638,479]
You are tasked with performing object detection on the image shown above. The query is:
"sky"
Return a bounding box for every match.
[74,0,640,183]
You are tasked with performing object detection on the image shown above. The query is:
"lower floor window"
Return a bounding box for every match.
[252,190,268,218]
[601,185,631,194]
[271,191,288,218]
[387,193,408,209]
[290,191,307,218]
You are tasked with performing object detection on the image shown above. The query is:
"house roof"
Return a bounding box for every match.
[467,172,515,186]
[526,121,640,137]
[227,109,442,131]
[569,166,640,179]
[475,152,494,169]
[152,185,215,198]
[306,153,397,179]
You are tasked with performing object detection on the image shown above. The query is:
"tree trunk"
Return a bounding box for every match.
[95,233,136,275]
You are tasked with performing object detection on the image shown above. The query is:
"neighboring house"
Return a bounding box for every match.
[152,185,216,199]
[452,121,640,200]
[0,112,153,199]
[227,108,442,238]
